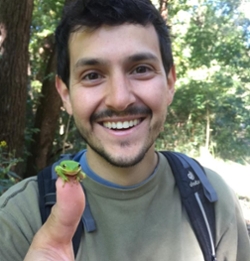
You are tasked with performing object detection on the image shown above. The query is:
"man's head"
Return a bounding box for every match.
[55,0,176,169]
[55,0,173,88]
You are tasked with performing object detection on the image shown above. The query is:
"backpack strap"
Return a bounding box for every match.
[161,151,218,261]
[37,153,96,258]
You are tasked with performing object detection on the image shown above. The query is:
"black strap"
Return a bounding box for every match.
[161,151,217,261]
[38,165,56,224]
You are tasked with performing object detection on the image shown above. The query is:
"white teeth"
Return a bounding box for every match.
[103,119,140,129]
[122,121,129,128]
[116,122,122,129]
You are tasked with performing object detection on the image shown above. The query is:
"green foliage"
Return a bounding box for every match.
[157,0,250,162]
[25,0,66,163]
[0,141,22,195]
[49,111,87,164]
[29,0,64,93]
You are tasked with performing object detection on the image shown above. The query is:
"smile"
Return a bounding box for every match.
[103,119,141,130]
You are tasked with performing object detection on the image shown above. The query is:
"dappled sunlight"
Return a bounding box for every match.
[197,150,250,198]
[239,1,250,19]
[196,148,250,223]
[0,23,7,56]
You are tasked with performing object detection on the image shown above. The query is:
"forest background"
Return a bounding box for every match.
[0,0,249,203]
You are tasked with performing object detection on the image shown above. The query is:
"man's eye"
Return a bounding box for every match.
[132,66,151,74]
[83,72,101,80]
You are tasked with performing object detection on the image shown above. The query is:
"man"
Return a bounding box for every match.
[0,0,249,260]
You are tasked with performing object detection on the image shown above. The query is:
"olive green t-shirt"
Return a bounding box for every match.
[0,152,249,260]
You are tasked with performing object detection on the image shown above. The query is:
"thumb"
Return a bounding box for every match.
[25,178,85,260]
[46,177,86,242]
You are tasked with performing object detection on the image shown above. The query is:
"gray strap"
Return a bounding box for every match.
[173,152,218,203]
[81,199,97,232]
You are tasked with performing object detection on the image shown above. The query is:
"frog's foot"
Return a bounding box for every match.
[80,171,86,180]
[75,175,84,183]
[56,174,70,187]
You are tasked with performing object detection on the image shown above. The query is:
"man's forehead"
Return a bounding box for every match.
[69,23,156,43]
[68,23,161,69]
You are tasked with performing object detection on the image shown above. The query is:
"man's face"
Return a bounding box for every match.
[57,23,175,167]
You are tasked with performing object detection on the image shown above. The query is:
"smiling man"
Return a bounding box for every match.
[56,23,175,185]
[0,0,249,261]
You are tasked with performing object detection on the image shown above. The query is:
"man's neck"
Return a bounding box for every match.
[86,147,158,187]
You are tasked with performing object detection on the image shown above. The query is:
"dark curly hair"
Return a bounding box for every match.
[55,0,173,87]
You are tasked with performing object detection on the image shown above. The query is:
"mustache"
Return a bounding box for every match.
[91,106,152,122]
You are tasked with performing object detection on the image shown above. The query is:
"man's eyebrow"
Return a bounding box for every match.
[74,58,108,70]
[127,52,159,62]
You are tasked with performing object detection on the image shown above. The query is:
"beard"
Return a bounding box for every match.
[73,106,166,168]
[87,133,155,168]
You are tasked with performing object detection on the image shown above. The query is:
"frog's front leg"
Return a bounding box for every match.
[72,171,84,183]
[55,166,70,185]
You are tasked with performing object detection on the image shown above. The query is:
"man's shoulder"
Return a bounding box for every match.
[0,176,38,208]
[204,167,234,196]
[204,167,242,221]
[0,177,42,260]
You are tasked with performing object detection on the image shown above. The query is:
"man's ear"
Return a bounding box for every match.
[55,76,73,115]
[166,65,176,106]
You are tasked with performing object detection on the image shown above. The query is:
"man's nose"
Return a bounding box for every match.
[105,73,136,111]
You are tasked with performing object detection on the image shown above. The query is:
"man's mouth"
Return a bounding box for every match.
[103,119,141,130]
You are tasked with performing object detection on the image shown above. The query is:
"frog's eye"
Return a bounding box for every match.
[78,164,81,168]
[62,164,66,168]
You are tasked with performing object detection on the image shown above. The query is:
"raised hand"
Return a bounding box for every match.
[24,177,85,261]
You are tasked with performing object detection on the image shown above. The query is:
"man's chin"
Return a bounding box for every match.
[104,156,144,168]
[88,144,149,168]
[99,151,145,168]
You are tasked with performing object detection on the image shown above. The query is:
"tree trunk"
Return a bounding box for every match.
[158,0,168,21]
[24,44,62,178]
[24,0,76,178]
[0,0,34,175]
[205,105,210,150]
